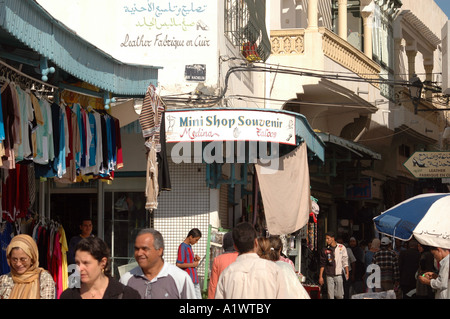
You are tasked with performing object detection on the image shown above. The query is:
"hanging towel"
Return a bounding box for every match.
[255,143,311,235]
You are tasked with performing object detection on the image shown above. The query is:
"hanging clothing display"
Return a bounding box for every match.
[158,112,171,192]
[1,163,29,223]
[0,78,123,222]
[139,84,171,211]
[307,198,319,251]
[255,143,311,235]
[0,60,122,297]
[0,222,12,275]
[32,219,68,298]
[0,83,122,177]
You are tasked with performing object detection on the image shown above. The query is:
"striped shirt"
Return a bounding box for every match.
[177,242,198,284]
[139,84,164,152]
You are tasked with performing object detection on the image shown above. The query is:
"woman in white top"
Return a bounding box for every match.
[257,236,310,299]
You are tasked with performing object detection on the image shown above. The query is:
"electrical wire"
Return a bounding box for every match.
[160,62,445,107]
[227,94,388,110]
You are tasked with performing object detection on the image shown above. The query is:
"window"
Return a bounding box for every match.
[224,0,271,62]
[399,144,411,158]
[104,191,149,278]
[332,0,363,52]
[372,4,396,101]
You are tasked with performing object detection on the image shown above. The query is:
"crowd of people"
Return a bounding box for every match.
[0,222,311,299]
[0,220,448,299]
[318,231,450,299]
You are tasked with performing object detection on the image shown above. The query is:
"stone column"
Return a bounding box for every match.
[394,38,403,82]
[424,60,434,101]
[307,0,319,30]
[406,43,418,79]
[361,10,374,59]
[338,0,348,40]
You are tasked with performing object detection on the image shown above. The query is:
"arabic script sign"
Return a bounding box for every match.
[120,1,211,50]
[165,109,297,145]
[403,151,450,178]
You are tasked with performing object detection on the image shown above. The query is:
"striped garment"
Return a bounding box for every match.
[139,84,164,152]
[177,242,198,284]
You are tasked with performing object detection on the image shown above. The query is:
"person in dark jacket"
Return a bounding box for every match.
[398,239,421,298]
[60,237,140,299]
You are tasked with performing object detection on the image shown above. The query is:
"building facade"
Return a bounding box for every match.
[269,0,449,254]
[9,0,449,294]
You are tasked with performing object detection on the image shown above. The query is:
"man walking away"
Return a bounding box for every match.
[215,222,289,299]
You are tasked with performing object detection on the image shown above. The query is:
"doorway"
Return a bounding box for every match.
[50,193,98,242]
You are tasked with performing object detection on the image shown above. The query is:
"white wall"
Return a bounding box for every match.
[37,0,219,96]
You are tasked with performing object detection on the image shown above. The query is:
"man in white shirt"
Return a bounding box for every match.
[319,232,349,299]
[215,222,289,299]
[419,246,450,299]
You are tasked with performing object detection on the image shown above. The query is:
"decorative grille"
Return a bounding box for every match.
[154,161,211,286]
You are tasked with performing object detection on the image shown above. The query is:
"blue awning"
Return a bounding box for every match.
[0,0,161,96]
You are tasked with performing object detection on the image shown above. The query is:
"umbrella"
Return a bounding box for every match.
[373,193,450,249]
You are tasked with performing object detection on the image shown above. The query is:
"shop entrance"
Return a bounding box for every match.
[50,193,98,243]
[48,180,149,278]
[104,191,149,277]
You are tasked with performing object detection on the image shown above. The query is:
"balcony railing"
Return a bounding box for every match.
[321,28,381,88]
[270,28,381,88]
[270,29,305,55]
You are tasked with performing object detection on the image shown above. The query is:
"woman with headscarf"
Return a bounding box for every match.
[0,234,55,299]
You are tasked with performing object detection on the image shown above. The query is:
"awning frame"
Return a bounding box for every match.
[312,132,381,178]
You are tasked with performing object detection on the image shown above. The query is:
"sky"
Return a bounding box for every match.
[435,0,450,17]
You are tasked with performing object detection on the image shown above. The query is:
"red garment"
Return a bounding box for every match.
[207,251,238,299]
[1,164,29,222]
[114,117,123,170]
[52,231,63,298]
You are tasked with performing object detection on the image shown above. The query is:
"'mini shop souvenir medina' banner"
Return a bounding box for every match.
[165,109,297,145]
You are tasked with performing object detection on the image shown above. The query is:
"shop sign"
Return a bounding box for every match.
[403,151,450,178]
[165,109,297,145]
[185,64,206,81]
[346,178,372,200]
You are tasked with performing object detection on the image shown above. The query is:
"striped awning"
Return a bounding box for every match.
[0,0,161,96]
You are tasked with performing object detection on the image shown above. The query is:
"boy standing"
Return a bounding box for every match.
[176,228,202,298]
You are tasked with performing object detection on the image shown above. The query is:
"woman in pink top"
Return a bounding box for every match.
[207,232,238,299]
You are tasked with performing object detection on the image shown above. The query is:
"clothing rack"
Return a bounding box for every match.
[0,59,58,92]
[0,59,117,105]
[0,59,124,223]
